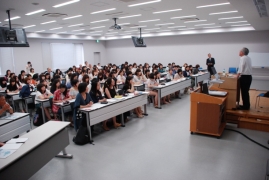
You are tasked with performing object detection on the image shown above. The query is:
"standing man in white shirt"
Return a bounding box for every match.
[25,61,32,74]
[237,47,252,110]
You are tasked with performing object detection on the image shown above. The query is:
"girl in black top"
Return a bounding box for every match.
[50,79,61,94]
[0,77,7,90]
[6,78,18,93]
[5,70,11,81]
[14,76,22,90]
[90,79,106,103]
[123,76,144,118]
[103,78,121,130]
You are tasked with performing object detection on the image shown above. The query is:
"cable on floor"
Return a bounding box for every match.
[225,128,269,151]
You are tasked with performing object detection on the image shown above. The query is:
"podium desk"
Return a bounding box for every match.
[212,74,240,110]
[190,90,227,138]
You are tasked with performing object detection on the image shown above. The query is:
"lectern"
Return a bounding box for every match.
[190,90,227,138]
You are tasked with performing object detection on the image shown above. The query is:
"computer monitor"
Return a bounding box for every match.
[201,83,209,94]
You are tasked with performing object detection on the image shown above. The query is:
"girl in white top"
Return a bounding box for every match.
[145,73,159,108]
[174,69,184,98]
[133,69,146,84]
[132,63,137,75]
[29,68,35,77]
[166,69,174,81]
[69,79,79,99]
[35,83,53,120]
[117,70,126,84]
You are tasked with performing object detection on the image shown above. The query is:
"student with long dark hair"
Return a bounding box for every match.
[0,77,7,90]
[123,76,144,118]
[18,70,26,83]
[5,70,11,82]
[103,78,121,130]
[146,73,159,108]
[50,79,61,94]
[69,79,79,99]
[35,83,52,120]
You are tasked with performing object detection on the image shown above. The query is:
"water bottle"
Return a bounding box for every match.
[222,69,225,76]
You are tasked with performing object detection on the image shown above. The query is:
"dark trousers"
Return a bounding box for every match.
[240,75,252,109]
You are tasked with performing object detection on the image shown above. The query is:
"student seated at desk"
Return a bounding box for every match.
[20,77,32,99]
[45,73,51,85]
[18,70,26,83]
[69,80,79,99]
[82,74,91,93]
[174,69,184,98]
[145,73,159,108]
[133,69,146,85]
[6,78,25,112]
[66,74,78,89]
[117,70,126,84]
[35,83,52,121]
[14,76,23,90]
[73,83,93,131]
[166,69,174,81]
[103,78,122,130]
[52,84,72,122]
[158,64,166,73]
[0,93,13,115]
[50,79,61,94]
[183,66,195,90]
[123,76,144,118]
[0,77,7,90]
[144,69,150,79]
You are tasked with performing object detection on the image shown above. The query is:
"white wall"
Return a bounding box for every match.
[105,31,269,72]
[11,38,106,74]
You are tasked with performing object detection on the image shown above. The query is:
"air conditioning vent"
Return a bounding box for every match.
[180,18,199,21]
[253,0,268,17]
[42,13,68,18]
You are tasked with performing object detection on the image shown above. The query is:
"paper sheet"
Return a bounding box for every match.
[0,149,16,159]
[6,138,28,144]
[107,99,117,103]
[90,103,107,110]
[1,143,23,150]
[4,114,21,120]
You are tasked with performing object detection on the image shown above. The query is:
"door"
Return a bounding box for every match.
[94,52,101,65]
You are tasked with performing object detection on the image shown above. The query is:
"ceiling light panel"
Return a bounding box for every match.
[156,30,171,32]
[178,28,195,30]
[184,20,207,23]
[50,27,63,30]
[119,14,141,19]
[90,19,109,23]
[194,23,215,26]
[144,28,160,30]
[231,24,251,27]
[23,25,36,29]
[167,26,186,28]
[25,9,46,15]
[128,0,161,7]
[196,2,230,8]
[91,8,116,14]
[155,23,174,26]
[130,26,147,28]
[218,16,244,20]
[68,23,83,27]
[90,26,106,29]
[171,15,196,19]
[209,11,238,15]
[4,16,20,21]
[53,0,80,8]
[63,15,82,20]
[35,30,45,32]
[41,20,56,25]
[139,19,160,23]
[203,26,222,28]
[153,9,182,14]
[118,23,130,25]
[225,21,248,24]
[72,29,84,31]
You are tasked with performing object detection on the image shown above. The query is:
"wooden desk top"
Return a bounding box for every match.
[0,121,70,171]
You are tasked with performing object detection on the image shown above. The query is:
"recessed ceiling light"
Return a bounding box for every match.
[35,30,45,33]
[144,28,160,30]
[72,29,84,31]
[91,8,116,14]
[23,25,36,29]
[153,9,182,14]
[118,23,130,25]
[88,31,103,33]
[171,15,196,19]
[57,31,67,34]
[155,23,174,26]
[178,28,195,30]
[184,20,207,23]
[106,32,118,34]
[123,30,138,32]
[25,9,46,15]
[53,0,80,8]
[128,0,161,7]
[63,15,82,20]
[90,26,106,29]
[225,21,248,24]
[120,33,132,36]
[119,14,141,19]
[139,19,160,23]
[130,26,147,28]
[194,23,215,26]
[50,27,63,30]
[68,23,83,27]
[156,30,171,32]
[167,26,186,28]
[231,24,251,27]
[41,20,56,25]
[218,16,243,20]
[197,2,230,8]
[4,16,20,21]
[203,26,222,28]
[90,19,109,23]
[209,11,238,15]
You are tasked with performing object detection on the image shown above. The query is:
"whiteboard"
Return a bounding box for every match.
[248,52,269,67]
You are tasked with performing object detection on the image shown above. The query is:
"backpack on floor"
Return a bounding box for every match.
[33,108,44,126]
[73,125,89,145]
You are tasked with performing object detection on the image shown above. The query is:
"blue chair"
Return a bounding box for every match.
[255,93,269,111]
[229,67,237,74]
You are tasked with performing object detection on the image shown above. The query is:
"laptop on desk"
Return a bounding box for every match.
[201,83,227,97]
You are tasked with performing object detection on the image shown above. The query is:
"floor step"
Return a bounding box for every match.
[238,117,269,132]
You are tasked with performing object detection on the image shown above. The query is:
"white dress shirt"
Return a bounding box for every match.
[238,55,252,75]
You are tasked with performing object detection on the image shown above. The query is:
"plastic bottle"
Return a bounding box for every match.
[222,69,225,76]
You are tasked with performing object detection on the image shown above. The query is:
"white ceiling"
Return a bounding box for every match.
[0,0,268,40]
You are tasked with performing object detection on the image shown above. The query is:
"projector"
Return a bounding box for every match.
[5,29,17,42]
[109,18,121,30]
